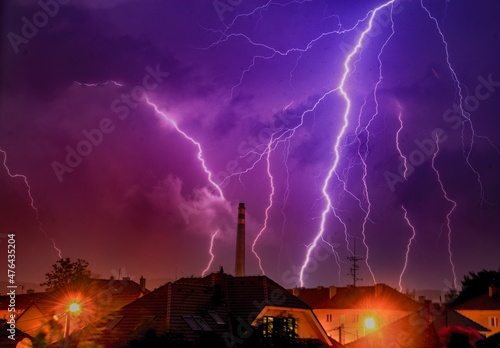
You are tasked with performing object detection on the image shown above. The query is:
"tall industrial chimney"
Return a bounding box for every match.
[235,202,245,276]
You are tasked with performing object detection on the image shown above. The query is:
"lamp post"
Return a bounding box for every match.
[64,301,81,337]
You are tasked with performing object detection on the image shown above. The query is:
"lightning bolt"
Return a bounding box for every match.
[144,97,229,276]
[395,103,408,179]
[278,139,291,273]
[420,0,491,204]
[298,0,395,287]
[0,148,62,258]
[399,205,416,292]
[74,80,125,87]
[431,135,458,288]
[144,97,225,200]
[202,229,219,277]
[251,137,276,275]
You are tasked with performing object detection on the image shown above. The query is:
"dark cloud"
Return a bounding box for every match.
[1,0,499,291]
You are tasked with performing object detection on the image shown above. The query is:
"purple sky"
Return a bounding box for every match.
[1,0,499,292]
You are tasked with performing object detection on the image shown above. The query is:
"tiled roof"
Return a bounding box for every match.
[455,293,500,310]
[225,276,310,324]
[82,272,338,347]
[0,292,48,311]
[293,284,421,311]
[345,305,488,348]
[90,281,232,347]
[289,287,331,308]
[0,320,32,347]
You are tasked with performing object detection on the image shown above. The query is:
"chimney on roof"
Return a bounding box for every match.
[235,203,246,277]
[489,285,498,298]
[329,286,337,299]
[140,276,146,292]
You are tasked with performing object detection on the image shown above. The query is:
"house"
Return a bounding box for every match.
[0,277,148,343]
[0,291,47,321]
[345,302,488,348]
[0,319,33,347]
[291,284,421,344]
[455,286,500,338]
[75,271,342,347]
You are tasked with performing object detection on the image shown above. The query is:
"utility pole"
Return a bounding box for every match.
[347,238,364,287]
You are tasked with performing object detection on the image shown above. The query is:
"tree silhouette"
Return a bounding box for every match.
[451,269,500,306]
[40,257,91,291]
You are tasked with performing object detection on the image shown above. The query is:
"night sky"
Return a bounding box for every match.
[1,0,499,292]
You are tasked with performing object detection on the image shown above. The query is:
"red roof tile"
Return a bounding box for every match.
[345,305,488,348]
[293,284,420,311]
[81,272,338,347]
[455,293,500,310]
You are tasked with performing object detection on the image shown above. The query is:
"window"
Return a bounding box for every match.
[183,315,212,331]
[353,314,359,323]
[207,310,225,325]
[262,316,296,338]
[105,316,124,331]
[193,316,212,331]
[326,314,333,322]
[340,315,345,325]
[133,316,155,332]
[489,316,499,327]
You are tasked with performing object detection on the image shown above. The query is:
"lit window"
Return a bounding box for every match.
[489,316,499,327]
[340,315,345,325]
[262,316,296,338]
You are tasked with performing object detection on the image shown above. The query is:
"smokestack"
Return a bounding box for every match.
[235,203,245,276]
[139,276,146,292]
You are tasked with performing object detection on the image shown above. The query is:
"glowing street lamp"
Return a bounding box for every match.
[64,301,81,337]
[364,317,375,330]
[68,302,80,313]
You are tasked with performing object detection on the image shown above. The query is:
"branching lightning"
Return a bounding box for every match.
[1,148,62,258]
[251,137,276,275]
[298,0,396,287]
[74,80,125,87]
[431,135,458,288]
[399,205,416,292]
[420,0,490,204]
[202,229,220,277]
[145,97,225,200]
[144,97,228,276]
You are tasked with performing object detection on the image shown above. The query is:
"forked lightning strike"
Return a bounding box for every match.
[432,135,458,288]
[202,229,220,277]
[298,0,396,287]
[1,148,62,258]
